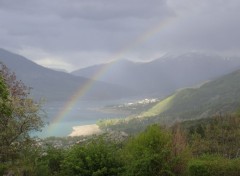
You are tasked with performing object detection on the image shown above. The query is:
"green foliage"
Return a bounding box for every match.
[0,163,7,176]
[140,94,175,117]
[61,138,123,176]
[0,75,12,117]
[122,125,184,176]
[188,155,240,176]
[1,117,239,175]
[98,116,158,135]
[162,70,240,119]
[99,69,240,134]
[0,145,43,175]
[0,63,45,175]
[34,146,65,176]
[188,114,240,158]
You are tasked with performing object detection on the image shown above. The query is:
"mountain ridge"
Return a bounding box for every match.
[98,68,240,133]
[142,68,240,120]
[0,48,136,102]
[72,52,240,98]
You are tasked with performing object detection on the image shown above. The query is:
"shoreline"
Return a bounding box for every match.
[68,124,102,137]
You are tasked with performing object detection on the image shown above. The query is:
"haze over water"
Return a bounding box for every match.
[39,99,131,137]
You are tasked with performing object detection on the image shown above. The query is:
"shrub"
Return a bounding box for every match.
[61,138,123,176]
[122,124,188,176]
[188,155,240,176]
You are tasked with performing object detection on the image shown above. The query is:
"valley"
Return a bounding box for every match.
[2,48,240,137]
[1,1,240,175]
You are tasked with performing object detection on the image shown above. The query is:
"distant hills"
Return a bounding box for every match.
[98,68,240,133]
[2,48,240,105]
[141,68,240,120]
[72,53,240,98]
[0,48,136,102]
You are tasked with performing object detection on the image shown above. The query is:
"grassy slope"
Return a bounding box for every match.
[142,69,240,120]
[98,69,240,133]
[140,94,176,117]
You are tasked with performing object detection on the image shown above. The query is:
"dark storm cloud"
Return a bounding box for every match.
[0,0,239,70]
[0,0,171,48]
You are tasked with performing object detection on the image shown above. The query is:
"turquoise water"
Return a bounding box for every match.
[36,100,130,138]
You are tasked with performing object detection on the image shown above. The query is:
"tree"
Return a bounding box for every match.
[34,146,65,176]
[189,114,240,158]
[61,138,124,176]
[0,74,11,117]
[0,62,45,164]
[122,125,179,176]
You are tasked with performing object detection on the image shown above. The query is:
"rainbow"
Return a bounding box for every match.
[49,17,175,128]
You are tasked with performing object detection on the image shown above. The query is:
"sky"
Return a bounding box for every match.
[0,0,240,71]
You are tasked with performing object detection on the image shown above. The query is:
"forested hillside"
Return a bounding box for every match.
[98,69,240,133]
[2,114,239,175]
[143,69,240,119]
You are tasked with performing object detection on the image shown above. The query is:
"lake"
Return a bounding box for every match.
[37,99,132,137]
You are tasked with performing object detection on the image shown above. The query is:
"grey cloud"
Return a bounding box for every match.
[0,0,172,20]
[0,0,172,48]
[0,0,239,70]
[58,0,172,20]
[134,0,240,54]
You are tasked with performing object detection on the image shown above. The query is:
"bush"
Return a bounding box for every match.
[0,163,7,175]
[61,138,123,176]
[34,146,65,176]
[188,155,240,176]
[122,124,187,176]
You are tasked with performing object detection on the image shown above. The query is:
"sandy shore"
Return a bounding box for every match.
[68,124,102,137]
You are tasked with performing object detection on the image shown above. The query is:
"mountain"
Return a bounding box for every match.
[98,68,240,134]
[141,68,240,120]
[72,53,240,98]
[0,48,136,102]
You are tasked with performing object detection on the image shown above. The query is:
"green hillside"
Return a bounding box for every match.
[140,94,176,117]
[98,69,240,133]
[145,69,240,121]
